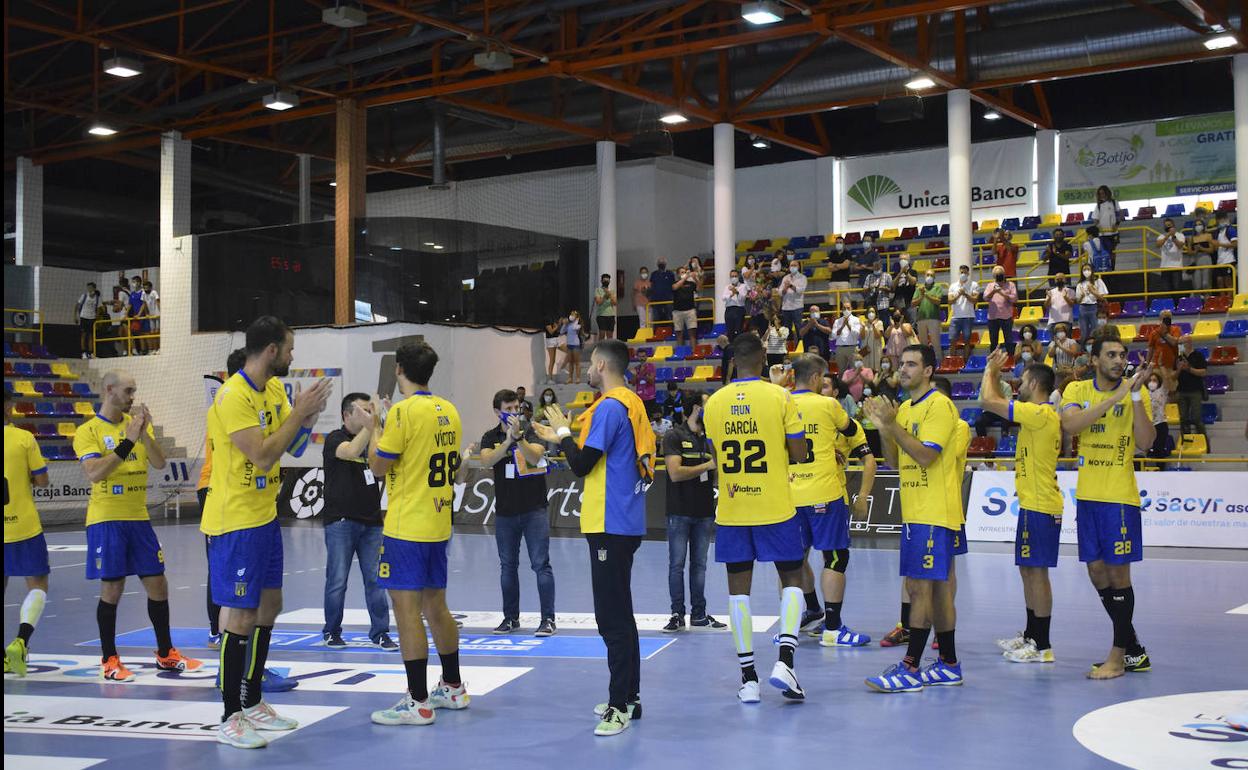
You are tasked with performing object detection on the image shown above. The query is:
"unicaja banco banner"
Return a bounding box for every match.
[1059,112,1234,204]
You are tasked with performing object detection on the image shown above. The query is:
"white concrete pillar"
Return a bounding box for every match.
[947,90,973,272]
[1235,55,1248,294]
[159,131,192,337]
[596,141,617,323]
[297,153,312,224]
[15,156,43,266]
[713,124,735,324]
[1036,129,1058,218]
[815,157,837,236]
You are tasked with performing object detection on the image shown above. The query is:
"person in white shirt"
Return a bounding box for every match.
[722,269,748,340]
[1093,185,1120,267]
[142,281,161,354]
[830,303,863,373]
[1075,266,1108,343]
[75,281,102,358]
[1154,219,1186,295]
[106,299,130,357]
[1213,212,1238,291]
[948,264,979,359]
[779,261,808,336]
[1044,274,1075,330]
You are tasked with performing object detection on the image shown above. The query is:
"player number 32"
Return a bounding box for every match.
[719,439,767,474]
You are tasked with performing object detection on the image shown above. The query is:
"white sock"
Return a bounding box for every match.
[778,586,802,649]
[728,594,754,676]
[20,588,46,628]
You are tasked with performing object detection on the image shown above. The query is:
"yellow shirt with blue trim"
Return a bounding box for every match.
[704,377,804,526]
[789,390,851,507]
[832,418,871,504]
[1010,400,1064,516]
[5,424,48,542]
[73,413,154,525]
[201,371,292,536]
[894,388,962,530]
[1061,379,1150,506]
[376,392,462,542]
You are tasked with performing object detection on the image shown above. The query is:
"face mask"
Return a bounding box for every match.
[882,361,891,369]
[925,277,934,286]
[1056,331,1067,341]
[863,388,873,397]
[1083,270,1093,278]
[811,311,821,319]
[835,243,844,252]
[854,360,864,369]
[994,273,1005,281]
[1097,317,1107,327]
[1147,380,1159,391]
[543,395,554,403]
[790,266,799,274]
[960,273,969,282]
[679,273,687,281]
[863,240,872,247]
[640,272,648,279]
[1022,351,1033,361]
[1196,224,1205,232]
[1023,331,1033,340]
[731,276,739,285]
[868,311,876,320]
[843,307,852,317]
[899,260,909,270]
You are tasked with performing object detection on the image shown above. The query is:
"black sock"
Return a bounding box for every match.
[242,626,272,708]
[148,598,172,657]
[803,591,820,614]
[97,600,118,660]
[404,658,429,701]
[439,651,461,686]
[778,640,795,668]
[824,601,843,632]
[1106,588,1136,650]
[1119,587,1145,655]
[935,630,957,664]
[207,589,221,636]
[18,623,34,643]
[738,652,757,683]
[1032,615,1052,651]
[1024,607,1036,640]
[900,602,911,627]
[1097,586,1113,616]
[903,627,931,669]
[220,631,247,719]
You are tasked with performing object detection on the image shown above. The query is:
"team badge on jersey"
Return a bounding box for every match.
[103,436,116,450]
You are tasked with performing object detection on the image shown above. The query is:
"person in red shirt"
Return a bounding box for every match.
[994,230,1019,278]
[1148,310,1181,375]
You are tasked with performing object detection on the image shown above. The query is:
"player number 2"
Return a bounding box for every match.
[1020,545,1031,559]
[427,451,462,487]
[719,439,767,474]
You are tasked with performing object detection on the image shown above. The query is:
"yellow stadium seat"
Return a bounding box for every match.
[770,237,790,249]
[1231,294,1248,313]
[57,422,76,438]
[736,240,752,251]
[1018,306,1043,323]
[51,363,78,379]
[629,327,654,343]
[978,219,999,232]
[1041,213,1061,227]
[689,365,715,382]
[881,229,900,241]
[1018,250,1041,267]
[14,380,37,396]
[1191,320,1220,341]
[652,345,674,361]
[570,391,596,408]
[1194,200,1214,214]
[912,259,932,273]
[906,242,924,254]
[74,402,95,417]
[1164,402,1179,425]
[810,267,831,281]
[825,233,840,243]
[809,250,828,262]
[1179,433,1207,456]
[1114,324,1136,341]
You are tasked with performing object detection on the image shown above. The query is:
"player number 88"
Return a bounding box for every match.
[427,451,462,487]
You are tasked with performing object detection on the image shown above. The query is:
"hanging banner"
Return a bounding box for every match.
[36,458,203,512]
[841,137,1034,231]
[966,470,1248,549]
[1058,112,1235,203]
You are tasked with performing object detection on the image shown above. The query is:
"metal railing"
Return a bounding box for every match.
[3,307,44,344]
[93,313,160,357]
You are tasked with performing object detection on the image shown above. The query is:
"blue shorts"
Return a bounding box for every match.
[1016,509,1061,568]
[86,520,165,580]
[796,499,851,552]
[715,516,805,564]
[952,525,969,556]
[899,523,955,581]
[207,519,283,608]
[1076,500,1142,565]
[4,533,50,577]
[378,537,448,591]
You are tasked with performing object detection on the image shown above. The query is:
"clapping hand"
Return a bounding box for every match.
[532,404,573,443]
[985,347,1009,373]
[1129,363,1154,394]
[862,395,897,427]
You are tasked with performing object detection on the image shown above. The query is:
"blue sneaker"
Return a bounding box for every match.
[919,658,964,687]
[865,662,924,693]
[820,625,871,647]
[207,633,222,649]
[262,668,299,692]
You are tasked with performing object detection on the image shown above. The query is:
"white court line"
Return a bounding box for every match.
[5,755,106,770]
[277,607,780,633]
[51,562,87,570]
[1227,603,1248,615]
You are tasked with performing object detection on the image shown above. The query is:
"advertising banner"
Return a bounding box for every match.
[38,458,202,512]
[966,470,1248,549]
[841,137,1034,231]
[1058,112,1235,203]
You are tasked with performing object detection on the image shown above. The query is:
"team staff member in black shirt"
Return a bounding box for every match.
[661,392,727,633]
[322,393,395,650]
[1044,228,1074,278]
[469,389,556,637]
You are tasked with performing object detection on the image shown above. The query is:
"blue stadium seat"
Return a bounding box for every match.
[656,367,675,383]
[1030,231,1050,241]
[1146,298,1175,317]
[1164,203,1185,217]
[963,355,987,373]
[14,362,34,376]
[1021,216,1041,230]
[951,382,977,400]
[1202,403,1219,425]
[919,225,939,238]
[72,383,97,398]
[974,308,989,325]
[1001,218,1020,231]
[995,434,1017,455]
[939,224,950,237]
[1220,320,1247,338]
[960,407,983,424]
[672,345,693,360]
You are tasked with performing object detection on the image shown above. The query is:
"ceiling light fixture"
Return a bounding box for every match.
[659,112,688,125]
[432,244,445,250]
[751,136,770,149]
[87,123,118,137]
[1204,34,1237,50]
[905,76,936,90]
[262,89,299,111]
[103,55,143,78]
[741,1,784,25]
[328,181,337,187]
[983,110,1002,121]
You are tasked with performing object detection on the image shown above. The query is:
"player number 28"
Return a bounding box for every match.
[427,451,462,487]
[1113,540,1132,556]
[719,439,767,474]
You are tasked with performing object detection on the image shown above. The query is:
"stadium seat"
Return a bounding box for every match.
[671,345,693,361]
[1018,306,1043,323]
[1145,298,1175,317]
[655,367,675,384]
[652,345,674,361]
[932,257,950,269]
[1217,199,1237,212]
[689,365,715,382]
[968,436,996,456]
[939,224,950,236]
[1175,296,1203,315]
[844,232,861,245]
[1231,294,1248,314]
[676,366,696,382]
[960,407,983,424]
[1163,203,1185,217]
[974,308,989,325]
[1209,346,1239,365]
[912,259,932,273]
[52,382,73,397]
[12,401,36,417]
[1134,206,1156,220]
[951,382,977,400]
[1202,295,1231,314]
[919,225,939,239]
[33,345,54,359]
[1164,402,1179,425]
[1194,199,1215,214]
[1041,213,1062,227]
[936,356,965,374]
[35,402,55,417]
[74,401,96,417]
[35,423,58,438]
[33,363,54,377]
[1105,301,1123,319]
[899,227,919,240]
[1191,320,1221,341]
[1018,250,1040,268]
[629,327,654,343]
[1205,375,1230,395]
[1202,403,1219,425]
[1126,349,1147,367]
[691,344,713,360]
[72,383,98,398]
[1223,320,1248,339]
[34,382,55,397]
[1120,300,1145,318]
[653,326,674,341]
[57,422,76,438]
[1001,218,1020,231]
[1029,231,1050,242]
[810,266,832,281]
[13,380,38,397]
[863,230,880,241]
[1021,216,1041,230]
[978,219,999,233]
[54,402,76,417]
[1064,212,1084,224]
[995,435,1017,456]
[14,362,34,376]
[1125,323,1147,342]
[1179,434,1207,456]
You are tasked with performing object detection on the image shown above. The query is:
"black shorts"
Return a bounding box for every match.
[79,318,95,334]
[596,315,616,332]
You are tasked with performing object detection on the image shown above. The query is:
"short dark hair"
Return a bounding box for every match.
[1086,224,1100,237]
[792,352,827,385]
[731,331,765,370]
[1053,228,1064,237]
[244,316,291,355]
[341,392,370,417]
[87,281,96,288]
[902,343,936,372]
[1024,363,1056,395]
[226,347,247,376]
[931,376,953,399]
[130,275,142,282]
[396,341,438,385]
[681,389,705,416]
[493,388,519,410]
[600,273,611,280]
[1091,330,1124,358]
[591,338,629,375]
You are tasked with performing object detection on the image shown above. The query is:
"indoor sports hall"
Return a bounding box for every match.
[4,3,1247,770]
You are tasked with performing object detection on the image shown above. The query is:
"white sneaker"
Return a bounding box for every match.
[428,679,470,710]
[996,631,1029,652]
[371,693,435,726]
[1004,642,1055,664]
[768,661,805,700]
[217,712,267,749]
[737,679,761,703]
[241,701,298,731]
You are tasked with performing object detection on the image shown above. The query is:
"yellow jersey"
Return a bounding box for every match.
[201,371,292,536]
[950,419,970,523]
[789,390,851,507]
[1061,379,1150,506]
[73,413,154,525]
[832,419,871,504]
[4,424,48,542]
[1010,400,1063,516]
[375,392,462,542]
[894,388,962,530]
[704,377,804,526]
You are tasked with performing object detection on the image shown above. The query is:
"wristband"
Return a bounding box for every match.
[114,439,135,460]
[556,427,572,438]
[1130,391,1141,402]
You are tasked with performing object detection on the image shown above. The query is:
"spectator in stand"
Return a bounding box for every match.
[1093,185,1121,267]
[113,278,130,307]
[633,267,651,327]
[128,276,150,355]
[1155,219,1186,295]
[671,265,699,349]
[649,258,676,324]
[142,281,160,354]
[826,237,853,297]
[975,367,1016,439]
[764,311,790,369]
[883,309,910,370]
[994,230,1019,279]
[715,334,734,385]
[1044,273,1075,331]
[515,386,532,413]
[1017,324,1044,362]
[661,382,684,423]
[862,306,885,372]
[1174,335,1209,452]
[779,259,807,336]
[854,236,881,289]
[563,311,583,382]
[769,249,785,275]
[594,273,617,341]
[722,269,748,340]
[863,260,893,319]
[799,304,832,358]
[948,264,979,360]
[1188,219,1214,292]
[840,354,875,402]
[742,256,759,285]
[1148,311,1181,380]
[983,266,1018,353]
[107,298,129,357]
[75,281,102,358]
[1213,211,1238,291]
[913,268,945,361]
[1044,229,1074,278]
[687,257,706,291]
[538,387,559,414]
[1075,264,1108,343]
[830,301,863,373]
[892,257,918,323]
[1145,372,1170,460]
[544,317,564,384]
[1048,322,1081,387]
[634,350,656,410]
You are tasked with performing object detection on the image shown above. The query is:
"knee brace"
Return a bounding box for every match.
[823,549,850,573]
[725,561,753,575]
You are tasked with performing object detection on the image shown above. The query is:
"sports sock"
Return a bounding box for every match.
[148,598,172,657]
[903,626,931,669]
[935,630,957,665]
[823,601,843,632]
[220,631,247,719]
[404,658,429,701]
[1097,586,1113,617]
[242,625,272,709]
[1120,587,1145,655]
[1024,607,1036,641]
[803,591,820,614]
[728,595,757,682]
[777,587,801,667]
[207,588,221,636]
[438,651,461,686]
[19,588,46,643]
[97,600,119,660]
[1032,615,1052,651]
[900,601,911,628]
[1106,587,1139,652]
